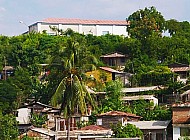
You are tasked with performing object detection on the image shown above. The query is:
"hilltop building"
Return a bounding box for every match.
[28,18,129,36]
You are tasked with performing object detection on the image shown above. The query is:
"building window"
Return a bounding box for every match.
[121,58,125,63]
[180,127,190,136]
[102,31,109,35]
[97,118,102,125]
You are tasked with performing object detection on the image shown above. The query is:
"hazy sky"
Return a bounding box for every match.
[0,0,189,36]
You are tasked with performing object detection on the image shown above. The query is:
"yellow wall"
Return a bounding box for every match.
[86,69,113,87]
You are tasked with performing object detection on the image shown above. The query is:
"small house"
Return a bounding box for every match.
[172,102,190,140]
[0,66,14,80]
[168,63,190,83]
[16,102,60,132]
[100,52,128,67]
[96,111,141,129]
[86,66,128,87]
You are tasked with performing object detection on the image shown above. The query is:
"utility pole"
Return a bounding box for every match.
[4,56,6,80]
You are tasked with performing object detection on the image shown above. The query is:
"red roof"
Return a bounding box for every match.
[172,102,190,108]
[173,116,190,124]
[42,18,128,25]
[97,111,141,118]
[80,125,109,131]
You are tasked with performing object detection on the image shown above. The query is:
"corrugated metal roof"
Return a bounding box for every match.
[80,125,109,131]
[41,18,128,25]
[170,67,190,72]
[100,67,122,73]
[122,95,157,101]
[122,86,164,93]
[127,121,170,130]
[31,128,56,137]
[97,111,141,118]
[100,53,126,58]
[172,102,190,107]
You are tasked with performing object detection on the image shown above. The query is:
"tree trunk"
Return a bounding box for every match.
[67,117,70,140]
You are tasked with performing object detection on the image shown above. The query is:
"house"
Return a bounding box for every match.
[76,125,112,140]
[86,66,129,87]
[96,111,141,129]
[0,66,14,80]
[100,52,128,67]
[127,120,172,140]
[28,18,129,36]
[172,102,190,140]
[168,63,190,83]
[121,86,170,104]
[16,102,60,132]
[28,125,112,140]
[54,115,90,132]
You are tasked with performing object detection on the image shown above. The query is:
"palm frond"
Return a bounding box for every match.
[51,77,66,107]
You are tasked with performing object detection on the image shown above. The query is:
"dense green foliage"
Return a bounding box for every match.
[131,100,171,121]
[0,6,190,138]
[100,80,131,113]
[30,113,48,128]
[111,123,143,138]
[0,113,18,140]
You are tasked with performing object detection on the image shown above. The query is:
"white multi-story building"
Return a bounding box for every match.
[29,18,129,36]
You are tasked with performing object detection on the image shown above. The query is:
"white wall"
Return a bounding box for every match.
[16,108,31,124]
[30,23,128,36]
[173,127,180,140]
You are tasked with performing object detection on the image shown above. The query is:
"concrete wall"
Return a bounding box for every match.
[173,127,180,140]
[29,22,128,36]
[16,108,31,124]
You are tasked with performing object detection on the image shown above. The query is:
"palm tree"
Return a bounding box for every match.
[51,37,97,140]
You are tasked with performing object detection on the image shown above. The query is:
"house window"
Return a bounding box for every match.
[15,111,18,117]
[120,58,125,63]
[102,31,109,35]
[180,127,190,136]
[97,118,102,125]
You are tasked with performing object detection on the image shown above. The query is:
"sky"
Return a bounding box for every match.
[0,0,190,36]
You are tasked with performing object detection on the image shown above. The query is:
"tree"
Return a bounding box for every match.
[51,37,96,140]
[127,6,165,40]
[0,80,18,114]
[131,100,171,121]
[111,122,143,138]
[101,80,130,112]
[0,113,19,140]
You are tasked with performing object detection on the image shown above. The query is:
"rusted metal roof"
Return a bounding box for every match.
[80,125,109,131]
[173,116,190,124]
[42,18,128,25]
[97,111,141,118]
[172,102,190,108]
[100,52,126,58]
[170,67,190,72]
[3,66,14,71]
[99,67,122,73]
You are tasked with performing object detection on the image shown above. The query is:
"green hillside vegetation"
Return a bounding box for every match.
[0,6,190,138]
